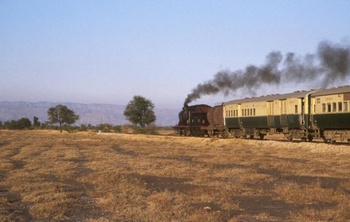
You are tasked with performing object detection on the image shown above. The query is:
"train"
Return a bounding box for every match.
[174,85,350,143]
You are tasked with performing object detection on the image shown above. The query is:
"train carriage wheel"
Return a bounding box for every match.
[221,131,229,139]
[286,134,293,141]
[328,139,336,144]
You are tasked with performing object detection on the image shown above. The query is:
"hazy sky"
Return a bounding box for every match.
[1,0,349,109]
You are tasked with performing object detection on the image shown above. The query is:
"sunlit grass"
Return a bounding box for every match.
[0,130,350,221]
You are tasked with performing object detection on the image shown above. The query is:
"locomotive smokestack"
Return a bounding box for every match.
[184,40,350,105]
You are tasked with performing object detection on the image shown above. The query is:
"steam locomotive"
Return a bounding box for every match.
[174,85,350,143]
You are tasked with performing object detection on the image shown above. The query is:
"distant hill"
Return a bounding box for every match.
[0,101,179,126]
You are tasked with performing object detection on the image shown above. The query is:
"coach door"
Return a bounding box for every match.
[280,100,288,126]
[267,101,275,126]
[300,98,305,125]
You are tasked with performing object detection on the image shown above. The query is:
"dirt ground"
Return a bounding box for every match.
[1,130,350,221]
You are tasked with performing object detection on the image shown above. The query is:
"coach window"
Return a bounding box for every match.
[332,103,337,112]
[322,103,326,113]
[344,102,348,112]
[327,103,331,112]
[294,105,298,114]
[338,102,342,112]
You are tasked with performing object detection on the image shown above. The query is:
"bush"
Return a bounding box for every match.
[97,123,114,133]
[134,125,158,135]
[121,124,134,134]
[113,125,122,133]
[4,118,32,130]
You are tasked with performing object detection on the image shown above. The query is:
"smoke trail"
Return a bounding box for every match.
[184,41,350,106]
[318,41,350,86]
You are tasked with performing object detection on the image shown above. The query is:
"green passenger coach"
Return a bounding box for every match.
[310,86,350,143]
[223,90,317,141]
[223,85,350,143]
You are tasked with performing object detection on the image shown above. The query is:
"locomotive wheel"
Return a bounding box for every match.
[259,134,265,140]
[183,130,189,136]
[179,129,183,136]
[307,135,313,142]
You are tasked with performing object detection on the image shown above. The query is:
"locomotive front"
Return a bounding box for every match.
[174,104,211,136]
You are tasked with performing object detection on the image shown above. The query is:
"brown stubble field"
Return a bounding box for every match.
[1,130,350,221]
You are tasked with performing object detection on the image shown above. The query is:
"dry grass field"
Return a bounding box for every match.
[1,130,350,221]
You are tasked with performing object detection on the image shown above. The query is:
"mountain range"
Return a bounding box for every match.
[0,101,179,126]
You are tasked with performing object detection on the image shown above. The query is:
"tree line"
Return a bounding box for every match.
[0,95,158,133]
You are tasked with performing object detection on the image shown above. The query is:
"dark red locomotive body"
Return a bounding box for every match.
[173,104,211,136]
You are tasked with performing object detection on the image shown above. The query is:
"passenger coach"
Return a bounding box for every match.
[223,86,350,143]
[310,86,350,143]
[223,90,316,141]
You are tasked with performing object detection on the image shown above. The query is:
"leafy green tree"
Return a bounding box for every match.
[33,116,41,128]
[47,105,79,133]
[17,118,32,129]
[124,96,156,127]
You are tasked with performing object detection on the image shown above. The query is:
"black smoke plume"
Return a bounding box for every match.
[184,41,350,106]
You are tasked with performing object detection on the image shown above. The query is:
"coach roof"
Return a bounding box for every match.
[224,89,317,105]
[310,85,350,97]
